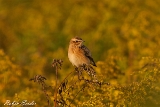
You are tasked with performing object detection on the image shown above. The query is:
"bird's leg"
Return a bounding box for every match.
[82,64,87,71]
[75,67,83,80]
[75,67,78,71]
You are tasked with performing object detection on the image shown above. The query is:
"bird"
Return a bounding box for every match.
[68,36,97,67]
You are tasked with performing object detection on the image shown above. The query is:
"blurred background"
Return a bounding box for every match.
[1,0,160,106]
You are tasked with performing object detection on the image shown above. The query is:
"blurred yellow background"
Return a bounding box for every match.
[1,0,160,106]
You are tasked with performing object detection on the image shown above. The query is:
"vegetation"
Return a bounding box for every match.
[1,0,160,106]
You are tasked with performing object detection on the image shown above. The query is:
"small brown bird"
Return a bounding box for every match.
[68,37,96,67]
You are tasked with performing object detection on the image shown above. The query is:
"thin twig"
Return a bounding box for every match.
[57,71,74,90]
[52,59,63,107]
[54,66,58,107]
[68,84,87,107]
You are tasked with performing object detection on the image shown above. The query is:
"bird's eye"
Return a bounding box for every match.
[75,40,78,42]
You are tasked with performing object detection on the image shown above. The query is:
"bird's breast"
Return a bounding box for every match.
[68,49,89,67]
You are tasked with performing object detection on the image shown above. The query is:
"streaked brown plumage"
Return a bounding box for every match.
[68,37,96,67]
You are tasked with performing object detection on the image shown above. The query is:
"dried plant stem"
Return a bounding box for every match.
[54,66,58,107]
[57,71,73,90]
[68,84,86,107]
[52,59,63,107]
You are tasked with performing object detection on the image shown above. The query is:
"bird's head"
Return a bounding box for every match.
[70,36,84,47]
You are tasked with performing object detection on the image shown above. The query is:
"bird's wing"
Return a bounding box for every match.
[81,45,97,67]
[81,45,91,56]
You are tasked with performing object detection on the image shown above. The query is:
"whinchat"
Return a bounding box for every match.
[68,37,97,67]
